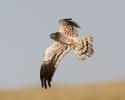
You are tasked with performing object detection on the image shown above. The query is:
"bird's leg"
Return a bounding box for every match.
[69,39,73,47]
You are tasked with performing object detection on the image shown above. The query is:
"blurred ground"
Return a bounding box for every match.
[0,80,125,100]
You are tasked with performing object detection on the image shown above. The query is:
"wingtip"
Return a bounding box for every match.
[40,54,57,89]
[63,18,72,20]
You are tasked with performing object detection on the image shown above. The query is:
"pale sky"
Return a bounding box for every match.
[0,0,125,89]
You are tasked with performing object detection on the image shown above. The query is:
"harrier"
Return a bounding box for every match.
[40,18,94,89]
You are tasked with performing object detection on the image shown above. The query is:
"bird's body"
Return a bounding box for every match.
[40,18,94,89]
[50,32,72,44]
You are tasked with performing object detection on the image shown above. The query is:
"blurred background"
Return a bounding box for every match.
[0,0,125,100]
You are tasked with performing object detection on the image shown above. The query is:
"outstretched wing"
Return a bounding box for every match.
[58,18,80,37]
[40,41,71,89]
[40,18,81,89]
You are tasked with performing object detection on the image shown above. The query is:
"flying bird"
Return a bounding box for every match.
[40,18,94,89]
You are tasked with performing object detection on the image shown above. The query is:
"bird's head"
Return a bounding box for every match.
[50,32,58,40]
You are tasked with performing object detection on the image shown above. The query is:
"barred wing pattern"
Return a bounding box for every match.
[40,42,71,89]
[40,18,80,89]
[58,18,80,37]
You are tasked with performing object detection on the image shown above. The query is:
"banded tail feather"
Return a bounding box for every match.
[72,35,94,60]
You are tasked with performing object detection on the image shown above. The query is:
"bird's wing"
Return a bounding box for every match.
[58,18,80,37]
[72,36,94,60]
[40,41,71,89]
[40,18,80,89]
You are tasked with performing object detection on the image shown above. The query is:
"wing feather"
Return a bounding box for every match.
[59,18,81,28]
[40,18,80,89]
[40,41,71,89]
[58,18,80,37]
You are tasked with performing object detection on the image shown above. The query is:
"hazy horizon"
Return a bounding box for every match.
[0,0,125,89]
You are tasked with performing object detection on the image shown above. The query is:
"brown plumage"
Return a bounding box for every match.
[61,18,81,28]
[40,18,94,89]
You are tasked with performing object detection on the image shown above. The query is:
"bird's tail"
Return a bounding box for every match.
[72,35,94,60]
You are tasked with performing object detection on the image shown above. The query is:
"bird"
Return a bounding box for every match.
[40,18,94,89]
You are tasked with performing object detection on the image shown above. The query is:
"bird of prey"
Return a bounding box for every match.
[40,18,94,89]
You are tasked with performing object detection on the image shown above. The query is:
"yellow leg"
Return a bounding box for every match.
[69,40,73,47]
